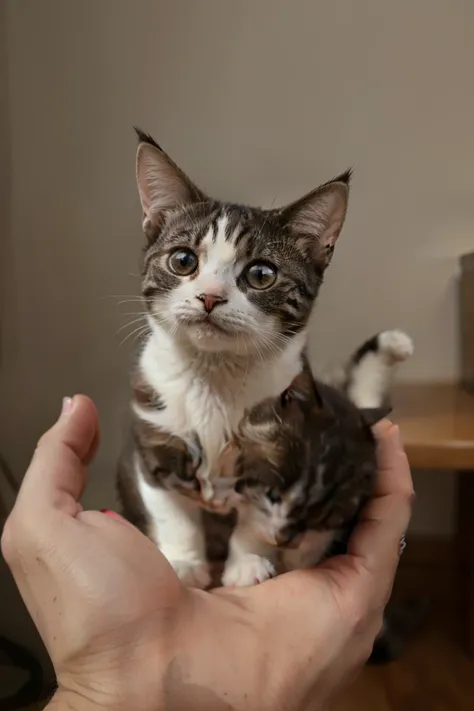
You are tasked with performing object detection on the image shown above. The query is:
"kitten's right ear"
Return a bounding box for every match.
[134,127,206,238]
[281,169,351,268]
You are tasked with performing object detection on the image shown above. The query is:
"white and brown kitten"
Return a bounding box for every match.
[118,128,350,588]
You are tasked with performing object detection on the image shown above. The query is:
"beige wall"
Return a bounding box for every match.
[0,0,53,672]
[2,0,473,586]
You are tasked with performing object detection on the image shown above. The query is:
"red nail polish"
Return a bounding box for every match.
[100,508,121,518]
[100,509,133,526]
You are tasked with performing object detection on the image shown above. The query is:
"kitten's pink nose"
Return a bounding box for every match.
[196,293,228,313]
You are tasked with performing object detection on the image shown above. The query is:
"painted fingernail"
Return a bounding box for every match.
[61,397,74,415]
[388,424,403,445]
[101,508,121,519]
[100,509,133,526]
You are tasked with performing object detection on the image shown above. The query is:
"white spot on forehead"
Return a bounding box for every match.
[201,215,236,273]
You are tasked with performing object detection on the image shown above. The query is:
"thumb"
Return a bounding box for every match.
[320,421,413,610]
[349,422,413,574]
[16,395,99,516]
[42,395,100,465]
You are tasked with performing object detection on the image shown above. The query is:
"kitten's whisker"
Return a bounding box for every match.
[104,294,144,300]
[151,313,179,329]
[115,315,148,336]
[117,299,144,306]
[255,330,286,358]
[117,324,150,348]
[251,335,266,366]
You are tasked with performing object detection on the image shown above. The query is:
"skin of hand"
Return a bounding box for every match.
[1,396,413,711]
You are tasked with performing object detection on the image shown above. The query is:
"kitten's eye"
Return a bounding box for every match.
[245,262,277,290]
[280,389,291,407]
[267,488,282,504]
[235,477,259,494]
[168,249,198,276]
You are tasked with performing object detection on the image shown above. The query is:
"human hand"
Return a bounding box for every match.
[2,399,413,711]
[2,396,184,711]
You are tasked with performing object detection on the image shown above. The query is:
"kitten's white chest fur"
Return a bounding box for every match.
[137,321,306,497]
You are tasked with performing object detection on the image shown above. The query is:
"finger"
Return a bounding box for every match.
[344,423,413,594]
[371,420,414,499]
[348,492,411,580]
[16,395,99,516]
[38,395,99,464]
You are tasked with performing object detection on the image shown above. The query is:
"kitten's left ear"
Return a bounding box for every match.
[287,369,314,400]
[360,405,393,427]
[281,169,351,266]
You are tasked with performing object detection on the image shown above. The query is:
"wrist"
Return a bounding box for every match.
[46,689,107,711]
[48,637,173,711]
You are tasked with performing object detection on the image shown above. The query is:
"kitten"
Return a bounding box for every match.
[210,330,413,587]
[117,128,351,588]
[207,331,414,664]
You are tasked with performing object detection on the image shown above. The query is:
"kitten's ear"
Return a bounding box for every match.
[287,369,314,400]
[281,169,351,266]
[312,380,342,413]
[360,405,393,427]
[134,127,206,238]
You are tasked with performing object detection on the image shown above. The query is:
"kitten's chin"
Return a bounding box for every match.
[185,323,243,354]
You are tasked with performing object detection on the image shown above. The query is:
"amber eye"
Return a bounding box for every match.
[267,488,282,504]
[244,262,277,290]
[168,248,198,276]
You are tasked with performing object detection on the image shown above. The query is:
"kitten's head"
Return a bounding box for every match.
[229,370,389,546]
[135,128,350,354]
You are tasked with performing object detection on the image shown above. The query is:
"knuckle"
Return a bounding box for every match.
[35,430,52,452]
[344,595,370,633]
[357,611,386,664]
[1,509,38,567]
[395,485,415,511]
[402,480,416,502]
[1,517,17,565]
[373,610,385,636]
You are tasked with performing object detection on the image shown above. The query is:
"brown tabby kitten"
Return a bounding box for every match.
[200,328,413,574]
[207,364,389,584]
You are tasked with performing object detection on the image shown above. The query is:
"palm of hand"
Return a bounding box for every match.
[2,396,412,711]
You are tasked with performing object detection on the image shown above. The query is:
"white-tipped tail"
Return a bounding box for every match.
[378,330,414,363]
[347,330,414,409]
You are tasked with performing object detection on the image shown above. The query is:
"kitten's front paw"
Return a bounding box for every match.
[169,559,211,589]
[222,555,276,588]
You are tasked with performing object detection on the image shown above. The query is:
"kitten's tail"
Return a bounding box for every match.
[343,330,414,409]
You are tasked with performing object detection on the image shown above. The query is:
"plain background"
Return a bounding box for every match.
[1,0,473,662]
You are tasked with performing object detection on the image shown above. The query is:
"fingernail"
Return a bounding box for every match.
[61,397,74,416]
[100,509,133,526]
[390,424,403,445]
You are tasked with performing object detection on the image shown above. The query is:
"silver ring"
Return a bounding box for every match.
[399,535,407,556]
